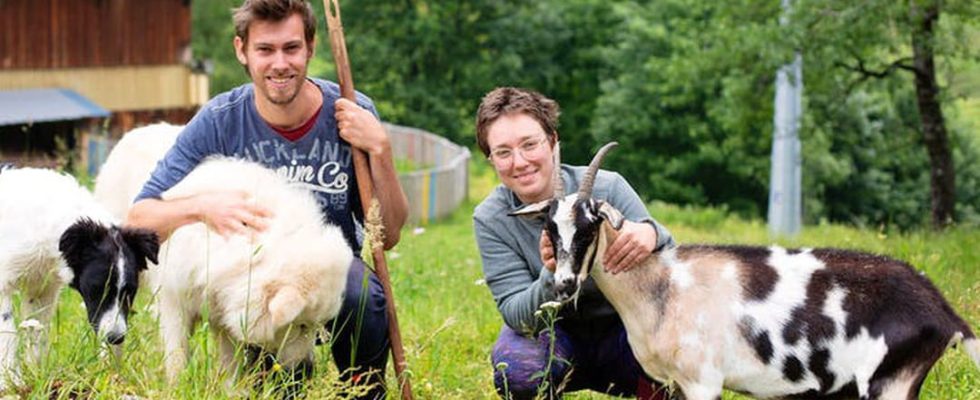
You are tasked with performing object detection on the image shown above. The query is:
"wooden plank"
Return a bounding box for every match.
[0,0,191,69]
[0,65,210,110]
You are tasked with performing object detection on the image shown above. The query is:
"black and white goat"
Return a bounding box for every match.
[510,143,980,400]
[0,167,158,386]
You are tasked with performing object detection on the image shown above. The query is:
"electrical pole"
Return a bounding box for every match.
[768,0,802,237]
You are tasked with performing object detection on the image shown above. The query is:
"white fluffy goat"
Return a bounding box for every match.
[151,157,352,383]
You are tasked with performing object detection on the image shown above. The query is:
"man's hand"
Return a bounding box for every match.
[193,191,273,238]
[540,231,557,272]
[335,98,389,156]
[602,220,657,274]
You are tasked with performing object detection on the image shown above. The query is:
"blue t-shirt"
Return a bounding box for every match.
[136,78,376,251]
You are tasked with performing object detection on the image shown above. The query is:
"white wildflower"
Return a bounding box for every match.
[18,319,43,331]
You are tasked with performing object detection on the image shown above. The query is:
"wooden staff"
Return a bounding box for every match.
[322,1,414,399]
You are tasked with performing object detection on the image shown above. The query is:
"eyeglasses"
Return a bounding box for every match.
[488,136,550,166]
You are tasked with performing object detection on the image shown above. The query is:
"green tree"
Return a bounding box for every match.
[793,0,980,228]
[592,0,783,217]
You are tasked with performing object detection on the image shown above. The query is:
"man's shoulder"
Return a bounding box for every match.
[202,83,253,115]
[309,78,377,111]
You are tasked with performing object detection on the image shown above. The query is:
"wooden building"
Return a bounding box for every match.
[0,0,207,170]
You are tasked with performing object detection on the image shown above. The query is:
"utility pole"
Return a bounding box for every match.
[768,0,802,237]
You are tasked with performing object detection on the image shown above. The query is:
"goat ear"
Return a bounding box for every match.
[268,286,306,330]
[122,227,160,267]
[596,201,625,230]
[508,200,551,220]
[59,218,108,273]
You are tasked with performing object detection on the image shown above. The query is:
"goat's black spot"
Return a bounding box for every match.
[783,306,807,345]
[570,199,601,277]
[781,268,837,347]
[739,318,773,364]
[808,348,835,393]
[687,245,778,301]
[1,312,10,322]
[649,277,670,320]
[782,355,805,382]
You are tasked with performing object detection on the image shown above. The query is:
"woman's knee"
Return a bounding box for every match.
[490,327,571,399]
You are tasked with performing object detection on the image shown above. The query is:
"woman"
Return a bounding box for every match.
[473,87,674,399]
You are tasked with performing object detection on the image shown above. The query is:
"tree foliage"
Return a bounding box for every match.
[190,0,980,230]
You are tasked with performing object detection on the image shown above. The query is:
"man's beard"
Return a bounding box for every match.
[266,79,303,105]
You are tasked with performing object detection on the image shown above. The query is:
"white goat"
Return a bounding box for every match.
[511,142,980,400]
[150,157,352,383]
[0,167,158,388]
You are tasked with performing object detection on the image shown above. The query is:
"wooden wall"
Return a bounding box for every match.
[0,0,191,69]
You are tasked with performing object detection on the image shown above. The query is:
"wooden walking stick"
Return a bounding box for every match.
[322,1,414,399]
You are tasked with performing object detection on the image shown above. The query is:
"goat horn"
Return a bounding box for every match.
[553,141,564,198]
[577,142,619,199]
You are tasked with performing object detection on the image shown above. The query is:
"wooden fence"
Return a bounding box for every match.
[386,123,470,226]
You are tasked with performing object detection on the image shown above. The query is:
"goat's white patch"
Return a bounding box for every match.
[825,327,888,396]
[964,338,980,370]
[721,261,737,281]
[876,368,920,400]
[728,247,830,397]
[553,196,578,257]
[680,333,700,348]
[659,249,694,289]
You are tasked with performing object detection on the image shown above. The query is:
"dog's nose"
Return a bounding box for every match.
[104,332,125,345]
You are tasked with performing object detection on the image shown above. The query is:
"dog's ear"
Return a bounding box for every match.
[59,218,108,274]
[269,286,306,330]
[122,227,160,267]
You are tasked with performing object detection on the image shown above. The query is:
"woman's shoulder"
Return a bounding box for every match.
[473,185,512,222]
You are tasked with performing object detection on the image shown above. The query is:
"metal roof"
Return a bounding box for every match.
[0,88,110,126]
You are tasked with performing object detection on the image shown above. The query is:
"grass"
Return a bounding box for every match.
[4,160,978,399]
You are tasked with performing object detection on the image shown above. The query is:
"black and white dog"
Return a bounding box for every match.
[0,167,157,387]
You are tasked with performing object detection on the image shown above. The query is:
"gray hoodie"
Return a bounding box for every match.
[473,165,675,335]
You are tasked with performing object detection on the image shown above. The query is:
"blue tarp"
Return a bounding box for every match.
[0,88,110,126]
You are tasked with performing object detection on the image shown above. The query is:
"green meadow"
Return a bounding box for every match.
[4,162,978,399]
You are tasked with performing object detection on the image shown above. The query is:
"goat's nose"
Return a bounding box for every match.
[104,332,125,345]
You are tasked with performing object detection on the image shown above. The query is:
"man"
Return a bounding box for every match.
[473,87,674,399]
[127,1,408,398]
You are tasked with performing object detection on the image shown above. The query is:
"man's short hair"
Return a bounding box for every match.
[233,0,316,46]
[475,87,560,158]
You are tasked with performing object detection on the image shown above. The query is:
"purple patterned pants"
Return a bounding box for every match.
[491,319,667,399]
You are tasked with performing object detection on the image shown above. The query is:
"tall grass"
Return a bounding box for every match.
[4,161,978,398]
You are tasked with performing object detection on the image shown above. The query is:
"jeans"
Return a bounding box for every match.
[325,257,390,400]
